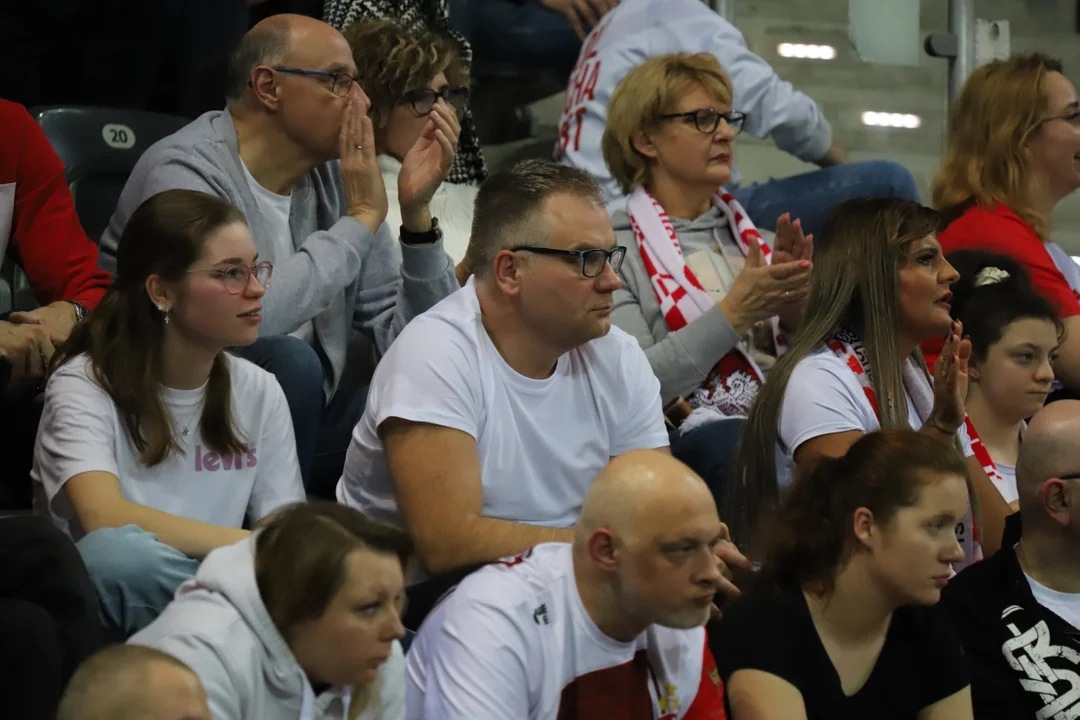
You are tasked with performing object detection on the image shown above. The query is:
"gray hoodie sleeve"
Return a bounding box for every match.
[352,229,459,355]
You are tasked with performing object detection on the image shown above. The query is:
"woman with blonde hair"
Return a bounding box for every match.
[601,52,812,492]
[131,501,411,720]
[729,196,1012,563]
[927,52,1080,393]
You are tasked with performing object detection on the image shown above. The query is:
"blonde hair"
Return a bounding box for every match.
[728,197,945,546]
[602,52,733,194]
[932,52,1065,240]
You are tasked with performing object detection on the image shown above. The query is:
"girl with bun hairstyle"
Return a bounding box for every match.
[946,250,1062,508]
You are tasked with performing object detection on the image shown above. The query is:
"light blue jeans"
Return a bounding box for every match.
[729,159,920,239]
[76,525,200,639]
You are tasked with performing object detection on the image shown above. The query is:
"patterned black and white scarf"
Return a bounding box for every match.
[324,0,487,185]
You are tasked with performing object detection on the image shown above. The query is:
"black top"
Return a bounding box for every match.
[710,585,970,720]
[941,513,1080,719]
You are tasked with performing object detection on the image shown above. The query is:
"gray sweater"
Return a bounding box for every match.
[611,207,746,405]
[99,111,458,398]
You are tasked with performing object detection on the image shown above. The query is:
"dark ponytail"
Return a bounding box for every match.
[52,190,248,466]
[760,428,968,596]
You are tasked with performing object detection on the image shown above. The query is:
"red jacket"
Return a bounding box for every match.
[0,99,111,310]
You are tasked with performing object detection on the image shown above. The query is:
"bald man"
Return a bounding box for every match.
[99,13,462,498]
[404,450,740,719]
[941,400,1080,719]
[57,644,209,720]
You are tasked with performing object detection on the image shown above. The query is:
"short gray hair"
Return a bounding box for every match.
[224,18,290,101]
[470,159,602,279]
[57,644,197,720]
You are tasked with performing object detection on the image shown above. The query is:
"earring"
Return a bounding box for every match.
[157,305,169,325]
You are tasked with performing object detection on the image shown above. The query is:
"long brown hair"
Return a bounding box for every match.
[932,52,1065,239]
[727,197,944,547]
[52,189,248,466]
[761,429,967,596]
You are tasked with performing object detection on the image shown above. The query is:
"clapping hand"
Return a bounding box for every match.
[398,100,461,232]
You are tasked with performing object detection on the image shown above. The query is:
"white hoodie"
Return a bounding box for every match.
[129,537,405,720]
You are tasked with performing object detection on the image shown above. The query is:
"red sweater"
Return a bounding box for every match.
[0,99,111,310]
[922,203,1080,366]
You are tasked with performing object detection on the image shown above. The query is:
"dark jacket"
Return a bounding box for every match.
[940,513,1080,719]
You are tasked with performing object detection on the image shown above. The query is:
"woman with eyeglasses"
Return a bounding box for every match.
[926,53,1080,397]
[344,19,476,276]
[600,52,811,499]
[32,189,305,638]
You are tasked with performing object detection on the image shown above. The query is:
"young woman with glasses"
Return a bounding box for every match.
[32,189,305,638]
[927,53,1080,397]
[344,18,476,276]
[599,52,812,501]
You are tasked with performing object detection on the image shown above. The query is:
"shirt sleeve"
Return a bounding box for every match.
[778,356,871,458]
[421,595,533,719]
[704,19,832,163]
[610,336,671,455]
[6,102,111,309]
[369,316,481,439]
[33,360,121,506]
[245,376,305,522]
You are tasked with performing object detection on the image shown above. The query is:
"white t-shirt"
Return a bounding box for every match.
[1025,570,1080,632]
[404,543,723,720]
[379,155,476,264]
[240,159,315,345]
[778,345,975,488]
[32,353,305,540]
[337,279,668,534]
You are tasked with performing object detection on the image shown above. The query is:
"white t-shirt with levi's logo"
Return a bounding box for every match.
[32,353,305,541]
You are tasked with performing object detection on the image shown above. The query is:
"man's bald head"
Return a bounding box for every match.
[1017,401,1080,512]
[57,645,209,720]
[576,450,716,548]
[225,14,353,102]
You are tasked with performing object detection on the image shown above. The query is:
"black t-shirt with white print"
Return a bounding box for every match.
[710,585,970,719]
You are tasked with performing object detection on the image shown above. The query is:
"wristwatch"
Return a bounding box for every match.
[66,300,88,324]
[400,216,442,246]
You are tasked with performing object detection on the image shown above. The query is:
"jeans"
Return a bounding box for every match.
[77,525,200,639]
[1,516,103,720]
[668,417,746,508]
[729,160,920,240]
[231,335,369,499]
[447,0,582,79]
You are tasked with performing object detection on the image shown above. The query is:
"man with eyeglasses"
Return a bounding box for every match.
[337,160,670,626]
[555,0,920,239]
[99,14,462,499]
[942,400,1080,718]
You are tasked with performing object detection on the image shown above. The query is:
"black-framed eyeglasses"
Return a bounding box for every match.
[660,108,746,135]
[402,86,470,116]
[272,66,359,97]
[1060,473,1080,481]
[187,261,273,294]
[511,246,626,278]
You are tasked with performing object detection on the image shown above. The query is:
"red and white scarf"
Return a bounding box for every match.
[627,186,784,419]
[826,330,984,570]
